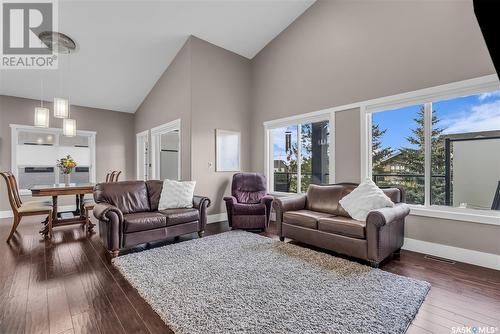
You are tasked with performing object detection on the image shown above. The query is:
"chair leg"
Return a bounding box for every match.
[6,215,21,242]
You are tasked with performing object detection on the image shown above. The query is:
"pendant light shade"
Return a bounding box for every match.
[34,107,50,128]
[63,118,76,137]
[54,97,69,118]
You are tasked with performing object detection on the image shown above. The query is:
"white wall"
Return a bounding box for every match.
[453,138,500,209]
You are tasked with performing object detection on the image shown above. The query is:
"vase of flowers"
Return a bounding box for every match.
[57,155,77,186]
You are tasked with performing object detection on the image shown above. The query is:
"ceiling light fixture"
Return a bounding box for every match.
[38,31,78,135]
[63,118,77,137]
[34,74,49,128]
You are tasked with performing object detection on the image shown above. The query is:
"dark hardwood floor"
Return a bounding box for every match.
[1,215,499,334]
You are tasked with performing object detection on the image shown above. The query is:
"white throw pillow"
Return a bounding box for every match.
[158,179,196,210]
[338,179,394,221]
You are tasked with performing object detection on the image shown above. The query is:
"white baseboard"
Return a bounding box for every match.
[207,213,227,224]
[0,205,76,220]
[403,237,500,271]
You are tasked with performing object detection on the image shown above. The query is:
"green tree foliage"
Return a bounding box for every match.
[372,123,393,173]
[397,106,446,205]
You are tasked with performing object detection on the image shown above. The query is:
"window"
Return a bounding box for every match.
[267,117,331,193]
[11,124,96,193]
[369,89,500,211]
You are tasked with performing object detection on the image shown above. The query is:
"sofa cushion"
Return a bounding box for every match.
[338,179,394,221]
[146,180,163,211]
[232,173,267,204]
[306,184,357,215]
[233,202,266,216]
[94,181,151,214]
[159,208,199,226]
[283,210,333,229]
[123,212,167,233]
[317,216,366,239]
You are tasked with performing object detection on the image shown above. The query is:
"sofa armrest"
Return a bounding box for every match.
[93,203,124,252]
[223,196,237,227]
[93,203,123,223]
[366,203,410,228]
[366,203,409,265]
[261,195,274,225]
[193,195,211,210]
[272,194,307,237]
[223,196,237,205]
[193,195,211,231]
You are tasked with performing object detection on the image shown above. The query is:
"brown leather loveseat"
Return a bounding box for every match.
[93,180,210,257]
[273,183,409,267]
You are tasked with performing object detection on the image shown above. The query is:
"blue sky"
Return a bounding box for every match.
[373,90,500,151]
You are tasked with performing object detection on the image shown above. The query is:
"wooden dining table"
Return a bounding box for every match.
[30,183,95,237]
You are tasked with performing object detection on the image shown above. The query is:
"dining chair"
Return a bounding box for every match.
[0,171,53,242]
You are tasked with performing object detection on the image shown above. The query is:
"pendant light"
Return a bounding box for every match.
[34,75,49,127]
[38,31,78,134]
[54,54,69,118]
[63,118,76,137]
[53,97,69,118]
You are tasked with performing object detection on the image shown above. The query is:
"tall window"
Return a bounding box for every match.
[370,90,500,210]
[11,125,96,193]
[268,118,330,193]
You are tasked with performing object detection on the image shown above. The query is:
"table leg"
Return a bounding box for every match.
[40,195,57,237]
[52,195,58,223]
[79,194,85,219]
[75,195,80,215]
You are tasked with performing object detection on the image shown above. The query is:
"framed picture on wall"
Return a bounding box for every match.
[215,129,241,172]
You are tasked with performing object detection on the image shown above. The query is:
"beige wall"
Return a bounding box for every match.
[134,40,192,180]
[0,95,135,211]
[335,108,361,183]
[134,37,252,214]
[190,37,252,214]
[249,0,499,254]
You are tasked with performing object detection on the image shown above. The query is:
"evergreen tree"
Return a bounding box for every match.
[399,106,445,204]
[372,123,393,173]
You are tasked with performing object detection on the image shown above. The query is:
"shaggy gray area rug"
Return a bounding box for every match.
[113,231,430,334]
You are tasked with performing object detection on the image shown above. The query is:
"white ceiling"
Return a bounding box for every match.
[0,0,314,113]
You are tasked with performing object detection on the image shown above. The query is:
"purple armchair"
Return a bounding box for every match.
[224,173,273,231]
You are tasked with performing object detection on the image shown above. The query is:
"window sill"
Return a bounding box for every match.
[409,205,500,226]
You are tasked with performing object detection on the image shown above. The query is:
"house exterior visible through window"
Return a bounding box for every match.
[10,124,96,193]
[370,90,500,211]
[266,116,331,193]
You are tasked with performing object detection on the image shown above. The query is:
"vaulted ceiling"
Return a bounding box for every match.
[0,0,314,112]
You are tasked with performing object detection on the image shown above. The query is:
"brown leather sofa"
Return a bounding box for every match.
[273,183,409,267]
[93,180,210,257]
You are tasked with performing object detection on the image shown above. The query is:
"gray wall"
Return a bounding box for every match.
[135,40,192,180]
[190,37,252,214]
[249,0,499,254]
[134,37,252,214]
[0,95,135,211]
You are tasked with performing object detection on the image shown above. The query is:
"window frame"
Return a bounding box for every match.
[10,124,97,195]
[360,75,500,225]
[264,111,335,195]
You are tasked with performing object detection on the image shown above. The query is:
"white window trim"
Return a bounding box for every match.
[136,130,149,181]
[10,124,97,195]
[150,119,181,180]
[263,74,500,225]
[360,74,500,225]
[264,110,335,195]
